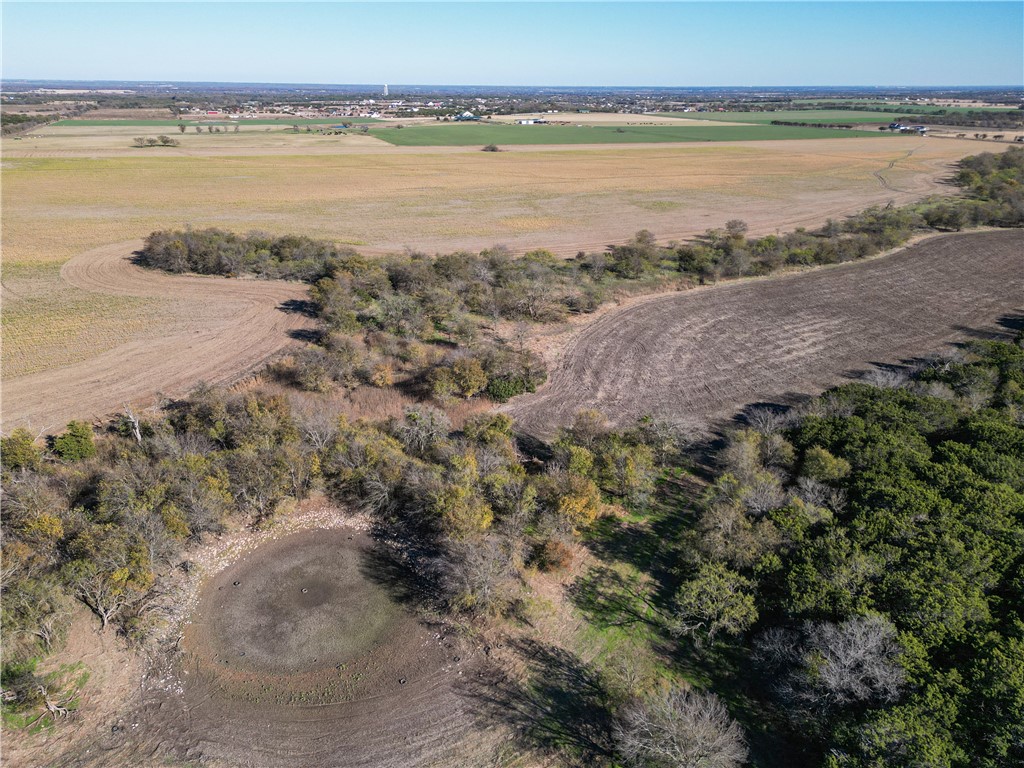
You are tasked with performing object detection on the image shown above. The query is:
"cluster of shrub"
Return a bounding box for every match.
[1,112,51,134]
[0,385,687,718]
[138,229,346,281]
[131,135,180,148]
[666,334,1024,767]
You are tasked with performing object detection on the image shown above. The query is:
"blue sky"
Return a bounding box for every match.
[3,2,1022,86]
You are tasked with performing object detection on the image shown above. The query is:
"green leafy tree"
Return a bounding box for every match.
[672,562,758,642]
[52,421,96,461]
[1,428,42,471]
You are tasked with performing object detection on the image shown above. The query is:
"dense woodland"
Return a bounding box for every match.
[675,337,1024,767]
[3,148,1023,764]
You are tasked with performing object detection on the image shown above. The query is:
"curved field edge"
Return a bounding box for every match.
[1,241,315,431]
[503,229,1024,438]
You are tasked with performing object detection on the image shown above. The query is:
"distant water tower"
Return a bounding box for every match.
[383,84,389,97]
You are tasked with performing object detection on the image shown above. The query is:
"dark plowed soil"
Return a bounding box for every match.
[504,229,1024,437]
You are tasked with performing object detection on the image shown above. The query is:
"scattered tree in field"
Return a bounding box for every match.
[178,123,187,133]
[482,143,500,151]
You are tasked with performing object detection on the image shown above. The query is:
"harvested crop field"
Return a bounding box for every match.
[1,241,315,431]
[1,136,986,392]
[504,230,1024,437]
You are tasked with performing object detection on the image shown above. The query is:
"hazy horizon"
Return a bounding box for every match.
[4,78,1021,90]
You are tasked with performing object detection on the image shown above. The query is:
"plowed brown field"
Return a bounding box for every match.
[1,241,314,430]
[503,230,1024,437]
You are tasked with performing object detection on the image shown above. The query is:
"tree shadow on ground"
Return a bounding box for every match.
[569,563,668,632]
[356,535,442,612]
[459,637,616,764]
[286,328,322,343]
[278,298,318,317]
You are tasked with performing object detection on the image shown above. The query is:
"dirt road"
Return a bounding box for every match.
[503,229,1024,437]
[1,241,314,430]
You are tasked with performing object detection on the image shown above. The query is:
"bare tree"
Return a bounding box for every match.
[393,405,451,457]
[801,615,904,708]
[740,474,785,516]
[862,367,908,389]
[122,405,143,445]
[614,687,748,768]
[435,534,520,615]
[292,400,339,452]
[62,561,137,630]
[755,615,904,713]
[745,405,787,435]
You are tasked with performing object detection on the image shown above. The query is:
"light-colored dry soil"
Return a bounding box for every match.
[1,609,144,768]
[1,241,314,431]
[503,229,1024,437]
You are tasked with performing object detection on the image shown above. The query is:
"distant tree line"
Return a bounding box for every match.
[780,103,1024,130]
[1,113,51,135]
[770,120,854,129]
[131,135,179,148]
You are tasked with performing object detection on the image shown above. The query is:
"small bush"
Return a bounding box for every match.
[1,428,42,471]
[531,538,575,572]
[482,144,501,152]
[52,421,96,462]
[486,376,529,402]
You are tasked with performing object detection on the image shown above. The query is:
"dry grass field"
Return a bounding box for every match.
[504,230,1024,437]
[0,128,991,426]
[2,241,315,431]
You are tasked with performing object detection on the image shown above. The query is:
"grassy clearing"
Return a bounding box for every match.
[369,122,882,146]
[0,663,90,735]
[53,117,381,126]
